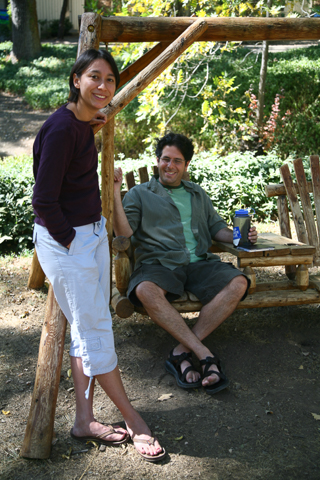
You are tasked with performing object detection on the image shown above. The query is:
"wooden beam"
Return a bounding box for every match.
[98,16,320,43]
[118,42,170,89]
[92,18,208,134]
[265,181,313,198]
[21,285,67,459]
[77,12,101,57]
[236,288,320,309]
[238,254,313,268]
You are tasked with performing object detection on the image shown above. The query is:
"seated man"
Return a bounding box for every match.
[113,132,257,394]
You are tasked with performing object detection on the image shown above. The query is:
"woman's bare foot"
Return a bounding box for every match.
[125,421,164,458]
[71,420,128,443]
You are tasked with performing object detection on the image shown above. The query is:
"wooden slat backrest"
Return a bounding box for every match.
[293,158,320,265]
[138,166,149,184]
[310,155,320,239]
[125,165,190,192]
[125,170,135,190]
[280,163,308,244]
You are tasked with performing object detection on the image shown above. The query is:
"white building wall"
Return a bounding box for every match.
[36,0,85,31]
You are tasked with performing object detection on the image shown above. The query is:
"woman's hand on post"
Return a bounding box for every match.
[89,111,107,126]
[248,226,258,244]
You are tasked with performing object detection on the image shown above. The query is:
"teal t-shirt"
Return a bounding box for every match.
[163,183,205,263]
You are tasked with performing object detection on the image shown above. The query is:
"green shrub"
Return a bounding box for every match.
[0,150,310,254]
[0,155,34,254]
[115,150,299,223]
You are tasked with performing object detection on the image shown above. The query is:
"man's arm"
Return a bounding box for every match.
[113,168,134,238]
[213,226,258,244]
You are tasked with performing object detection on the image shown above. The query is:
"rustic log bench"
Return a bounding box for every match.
[111,157,320,319]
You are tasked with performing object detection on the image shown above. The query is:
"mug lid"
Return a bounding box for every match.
[235,209,249,215]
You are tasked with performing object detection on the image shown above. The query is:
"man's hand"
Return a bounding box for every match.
[248,226,258,244]
[113,167,133,238]
[89,111,107,126]
[114,167,123,195]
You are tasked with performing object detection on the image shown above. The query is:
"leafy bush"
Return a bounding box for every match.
[1,151,310,254]
[0,155,34,254]
[115,150,299,223]
[1,42,320,158]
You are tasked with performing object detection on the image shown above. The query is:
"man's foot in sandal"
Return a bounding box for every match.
[126,424,166,463]
[165,347,202,389]
[200,354,230,395]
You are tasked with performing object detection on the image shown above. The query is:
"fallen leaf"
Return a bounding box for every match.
[86,440,99,448]
[311,413,320,421]
[174,435,183,441]
[67,369,72,378]
[2,410,10,415]
[298,365,304,370]
[158,393,173,402]
[61,447,73,460]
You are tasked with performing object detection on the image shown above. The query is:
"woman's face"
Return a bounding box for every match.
[73,58,116,114]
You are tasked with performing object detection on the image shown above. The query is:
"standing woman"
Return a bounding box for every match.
[32,49,165,462]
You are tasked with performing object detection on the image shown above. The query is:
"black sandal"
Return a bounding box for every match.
[165,349,202,389]
[200,355,229,395]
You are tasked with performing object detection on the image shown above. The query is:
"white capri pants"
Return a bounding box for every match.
[33,216,117,378]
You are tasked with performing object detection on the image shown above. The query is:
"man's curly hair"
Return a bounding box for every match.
[155,132,194,162]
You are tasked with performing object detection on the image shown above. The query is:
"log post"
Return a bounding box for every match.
[243,266,256,294]
[21,285,67,459]
[27,249,45,289]
[101,117,115,246]
[296,264,309,291]
[77,12,101,57]
[92,18,209,134]
[101,117,115,295]
[111,287,134,318]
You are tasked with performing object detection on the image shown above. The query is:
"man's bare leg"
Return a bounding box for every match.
[71,357,163,457]
[135,275,247,387]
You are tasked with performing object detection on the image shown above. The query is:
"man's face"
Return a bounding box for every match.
[157,145,190,187]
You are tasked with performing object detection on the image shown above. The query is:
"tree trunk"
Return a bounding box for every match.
[11,0,41,61]
[58,0,69,41]
[256,0,272,127]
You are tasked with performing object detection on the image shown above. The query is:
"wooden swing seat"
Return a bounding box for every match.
[111,159,320,320]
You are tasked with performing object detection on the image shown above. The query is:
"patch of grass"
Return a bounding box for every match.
[0,42,77,109]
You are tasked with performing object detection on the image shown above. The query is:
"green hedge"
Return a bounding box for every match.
[0,155,34,254]
[115,150,292,224]
[0,151,306,254]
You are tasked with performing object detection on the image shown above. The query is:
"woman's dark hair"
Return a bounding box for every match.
[155,132,194,162]
[68,48,120,103]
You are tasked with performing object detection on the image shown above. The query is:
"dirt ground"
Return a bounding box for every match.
[0,44,320,478]
[1,253,320,480]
